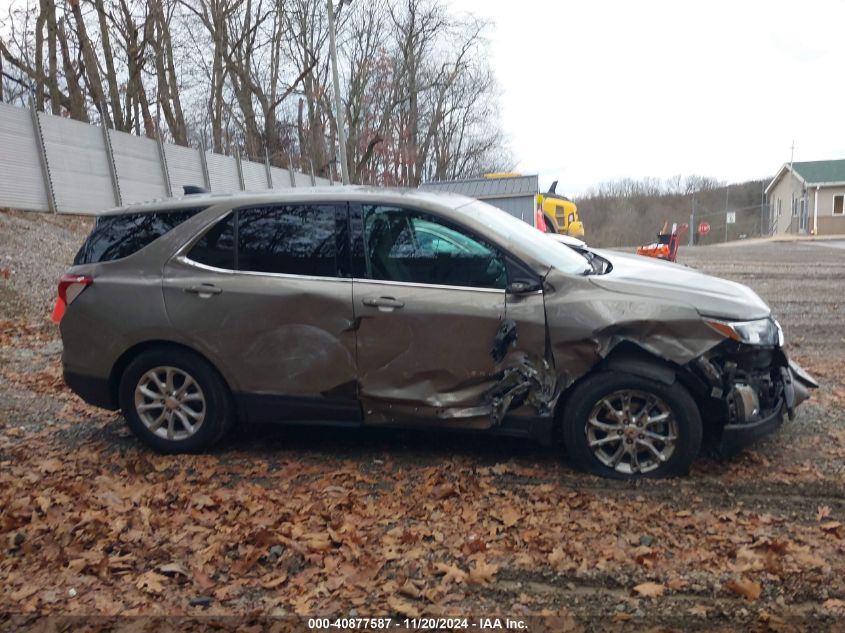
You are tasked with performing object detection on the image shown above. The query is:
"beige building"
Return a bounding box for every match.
[765,159,845,235]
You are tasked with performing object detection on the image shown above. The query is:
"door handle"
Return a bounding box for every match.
[362,296,405,311]
[184,284,222,297]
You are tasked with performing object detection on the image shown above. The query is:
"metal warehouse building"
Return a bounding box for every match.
[419,174,538,224]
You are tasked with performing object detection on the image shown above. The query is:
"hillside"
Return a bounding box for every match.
[575,177,770,248]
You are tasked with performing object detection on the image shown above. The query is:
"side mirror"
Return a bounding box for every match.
[507,278,541,294]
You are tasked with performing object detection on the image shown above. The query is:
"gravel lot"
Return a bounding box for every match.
[0,210,92,319]
[1,210,844,630]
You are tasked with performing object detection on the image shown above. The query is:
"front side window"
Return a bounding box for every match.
[75,208,204,265]
[363,206,506,289]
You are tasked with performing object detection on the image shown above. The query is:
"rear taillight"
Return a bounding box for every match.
[51,274,93,323]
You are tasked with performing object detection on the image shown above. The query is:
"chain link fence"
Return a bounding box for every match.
[687,200,771,246]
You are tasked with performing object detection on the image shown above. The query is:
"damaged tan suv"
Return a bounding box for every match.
[55,187,817,479]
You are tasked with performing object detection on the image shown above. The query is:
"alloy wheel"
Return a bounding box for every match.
[134,366,206,441]
[585,389,678,475]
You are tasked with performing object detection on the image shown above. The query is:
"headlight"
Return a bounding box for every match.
[704,317,781,346]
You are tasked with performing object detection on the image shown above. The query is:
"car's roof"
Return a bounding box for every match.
[100,186,476,217]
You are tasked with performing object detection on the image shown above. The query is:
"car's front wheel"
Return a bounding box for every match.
[562,371,702,479]
[119,348,234,453]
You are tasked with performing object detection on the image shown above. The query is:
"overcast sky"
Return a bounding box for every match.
[447,0,845,195]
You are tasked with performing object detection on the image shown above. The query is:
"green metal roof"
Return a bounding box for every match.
[791,159,845,184]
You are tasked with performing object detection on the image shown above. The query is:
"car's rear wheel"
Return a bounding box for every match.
[119,348,233,453]
[562,371,702,479]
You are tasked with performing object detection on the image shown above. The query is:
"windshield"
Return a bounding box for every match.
[457,200,591,275]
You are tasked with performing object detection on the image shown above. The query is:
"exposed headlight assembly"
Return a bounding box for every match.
[704,317,782,346]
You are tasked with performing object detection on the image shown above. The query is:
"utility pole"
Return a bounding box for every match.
[724,184,729,243]
[689,194,696,246]
[760,182,765,237]
[327,0,350,185]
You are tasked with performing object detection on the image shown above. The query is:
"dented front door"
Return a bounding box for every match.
[351,204,507,426]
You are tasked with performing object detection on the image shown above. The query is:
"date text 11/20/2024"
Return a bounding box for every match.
[307,617,528,630]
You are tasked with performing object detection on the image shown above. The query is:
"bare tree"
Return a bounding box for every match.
[0,0,511,183]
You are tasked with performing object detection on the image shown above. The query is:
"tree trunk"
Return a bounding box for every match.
[34,1,46,110]
[42,0,61,114]
[94,0,125,130]
[57,19,89,121]
[69,0,112,126]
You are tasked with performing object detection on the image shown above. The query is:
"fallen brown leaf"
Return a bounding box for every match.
[726,578,761,601]
[10,585,39,602]
[496,505,521,528]
[192,567,216,590]
[633,582,665,598]
[191,493,216,509]
[433,562,467,585]
[548,546,573,571]
[398,581,422,599]
[667,577,688,590]
[792,549,827,569]
[431,483,457,500]
[158,562,190,577]
[387,595,420,618]
[467,559,498,585]
[259,574,288,589]
[39,458,62,474]
[823,598,845,612]
[136,571,168,595]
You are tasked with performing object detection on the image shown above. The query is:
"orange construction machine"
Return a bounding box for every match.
[636,222,684,262]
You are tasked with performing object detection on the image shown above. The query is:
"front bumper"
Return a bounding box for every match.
[718,359,817,456]
[787,359,818,410]
[719,400,785,456]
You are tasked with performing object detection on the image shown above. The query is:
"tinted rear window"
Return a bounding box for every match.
[74,209,205,265]
[186,204,341,277]
[237,205,337,276]
[189,213,235,270]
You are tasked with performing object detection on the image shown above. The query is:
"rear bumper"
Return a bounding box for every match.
[64,369,118,410]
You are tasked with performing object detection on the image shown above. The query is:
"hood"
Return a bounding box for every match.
[585,249,771,321]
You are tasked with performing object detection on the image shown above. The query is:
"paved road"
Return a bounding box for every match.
[811,239,845,250]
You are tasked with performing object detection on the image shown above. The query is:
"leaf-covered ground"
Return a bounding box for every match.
[1,239,845,631]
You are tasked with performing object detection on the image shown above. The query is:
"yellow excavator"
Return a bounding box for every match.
[536,180,584,237]
[483,173,584,237]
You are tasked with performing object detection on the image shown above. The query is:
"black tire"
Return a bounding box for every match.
[118,347,234,453]
[562,371,702,479]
